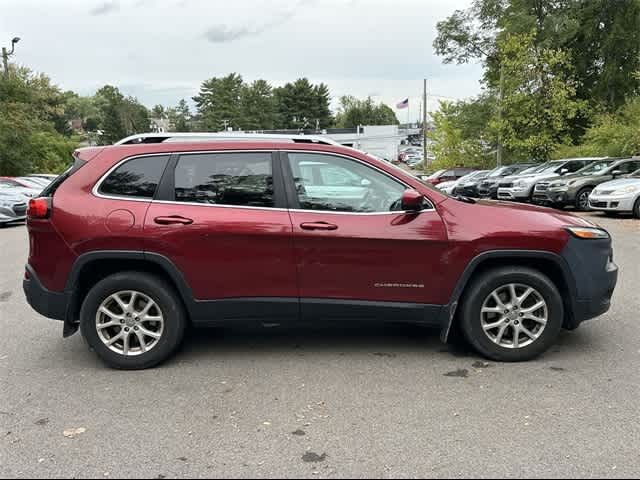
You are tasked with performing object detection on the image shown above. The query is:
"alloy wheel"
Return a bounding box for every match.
[578,191,591,210]
[95,291,164,356]
[480,284,548,349]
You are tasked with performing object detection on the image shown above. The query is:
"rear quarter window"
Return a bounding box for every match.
[98,155,170,199]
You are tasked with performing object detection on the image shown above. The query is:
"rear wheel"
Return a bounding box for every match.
[575,187,593,211]
[80,272,186,370]
[459,267,563,362]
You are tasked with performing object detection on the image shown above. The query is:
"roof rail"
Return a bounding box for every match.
[114,132,341,146]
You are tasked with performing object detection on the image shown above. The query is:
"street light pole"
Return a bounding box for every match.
[2,37,21,78]
[423,78,428,167]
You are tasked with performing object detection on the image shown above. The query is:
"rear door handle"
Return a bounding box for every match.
[154,215,194,225]
[300,222,338,231]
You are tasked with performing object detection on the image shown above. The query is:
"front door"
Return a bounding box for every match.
[144,151,298,322]
[283,151,449,323]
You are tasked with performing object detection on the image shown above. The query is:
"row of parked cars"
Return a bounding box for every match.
[422,157,640,218]
[0,175,56,226]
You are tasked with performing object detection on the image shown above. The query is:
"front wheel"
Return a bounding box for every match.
[575,187,593,211]
[633,198,640,219]
[459,267,564,362]
[80,272,187,370]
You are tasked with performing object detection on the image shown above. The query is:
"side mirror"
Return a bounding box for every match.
[401,189,425,211]
[560,168,569,175]
[611,170,623,177]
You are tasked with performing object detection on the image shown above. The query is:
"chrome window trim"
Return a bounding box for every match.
[92,153,174,202]
[92,149,436,214]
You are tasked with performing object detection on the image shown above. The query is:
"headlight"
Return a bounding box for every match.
[612,185,639,196]
[549,181,568,189]
[0,201,12,208]
[566,226,610,240]
[515,180,527,188]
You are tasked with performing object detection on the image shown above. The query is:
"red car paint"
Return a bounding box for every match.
[27,141,589,310]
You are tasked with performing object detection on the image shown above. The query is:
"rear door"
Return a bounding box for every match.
[144,150,298,323]
[283,150,449,323]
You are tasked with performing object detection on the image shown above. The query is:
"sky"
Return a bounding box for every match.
[0,0,483,122]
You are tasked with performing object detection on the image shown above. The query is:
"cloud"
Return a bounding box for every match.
[90,1,120,16]
[203,1,303,44]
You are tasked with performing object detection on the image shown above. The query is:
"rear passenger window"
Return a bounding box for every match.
[174,152,274,208]
[99,155,169,199]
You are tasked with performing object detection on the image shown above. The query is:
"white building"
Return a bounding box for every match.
[323,125,408,161]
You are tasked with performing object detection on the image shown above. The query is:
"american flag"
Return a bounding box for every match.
[396,98,409,109]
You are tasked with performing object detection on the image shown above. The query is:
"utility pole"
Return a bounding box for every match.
[423,78,428,167]
[497,65,505,167]
[2,37,20,78]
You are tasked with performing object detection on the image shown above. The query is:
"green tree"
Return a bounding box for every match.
[555,97,640,158]
[334,96,399,128]
[434,0,640,113]
[492,31,584,161]
[167,99,192,132]
[94,86,149,145]
[274,78,333,130]
[193,73,244,130]
[241,80,277,130]
[431,96,498,170]
[151,104,166,119]
[0,65,78,175]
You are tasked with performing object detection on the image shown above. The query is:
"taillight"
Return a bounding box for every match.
[27,197,51,219]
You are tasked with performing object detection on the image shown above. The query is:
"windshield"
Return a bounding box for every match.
[488,167,509,178]
[538,162,565,174]
[632,169,640,178]
[578,160,614,175]
[0,179,23,187]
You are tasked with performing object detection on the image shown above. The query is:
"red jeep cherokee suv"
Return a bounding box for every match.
[23,139,618,369]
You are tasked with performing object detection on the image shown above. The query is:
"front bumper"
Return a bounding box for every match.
[561,236,618,328]
[532,189,571,206]
[23,264,70,322]
[589,194,636,212]
[497,187,531,201]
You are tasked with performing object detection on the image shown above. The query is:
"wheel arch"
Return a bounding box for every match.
[440,250,578,342]
[64,251,194,337]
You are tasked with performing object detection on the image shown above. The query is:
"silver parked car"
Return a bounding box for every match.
[589,169,640,218]
[0,191,28,225]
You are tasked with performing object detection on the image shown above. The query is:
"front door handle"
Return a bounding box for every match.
[300,222,338,231]
[154,215,194,226]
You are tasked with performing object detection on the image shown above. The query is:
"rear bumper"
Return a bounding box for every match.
[23,264,69,322]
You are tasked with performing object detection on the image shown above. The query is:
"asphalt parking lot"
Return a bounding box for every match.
[1,213,639,479]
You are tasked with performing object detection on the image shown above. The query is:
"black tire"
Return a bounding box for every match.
[80,272,187,370]
[574,187,593,211]
[633,198,640,219]
[459,267,564,362]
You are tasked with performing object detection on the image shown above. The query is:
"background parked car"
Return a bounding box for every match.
[589,168,640,218]
[451,170,491,197]
[477,164,539,199]
[435,180,458,194]
[423,167,477,186]
[0,178,42,198]
[532,157,640,211]
[497,158,602,202]
[0,191,28,226]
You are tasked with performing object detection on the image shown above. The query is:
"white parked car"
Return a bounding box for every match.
[436,180,457,194]
[0,178,42,198]
[589,169,640,218]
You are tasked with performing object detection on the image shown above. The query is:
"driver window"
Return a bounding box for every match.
[288,153,406,213]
